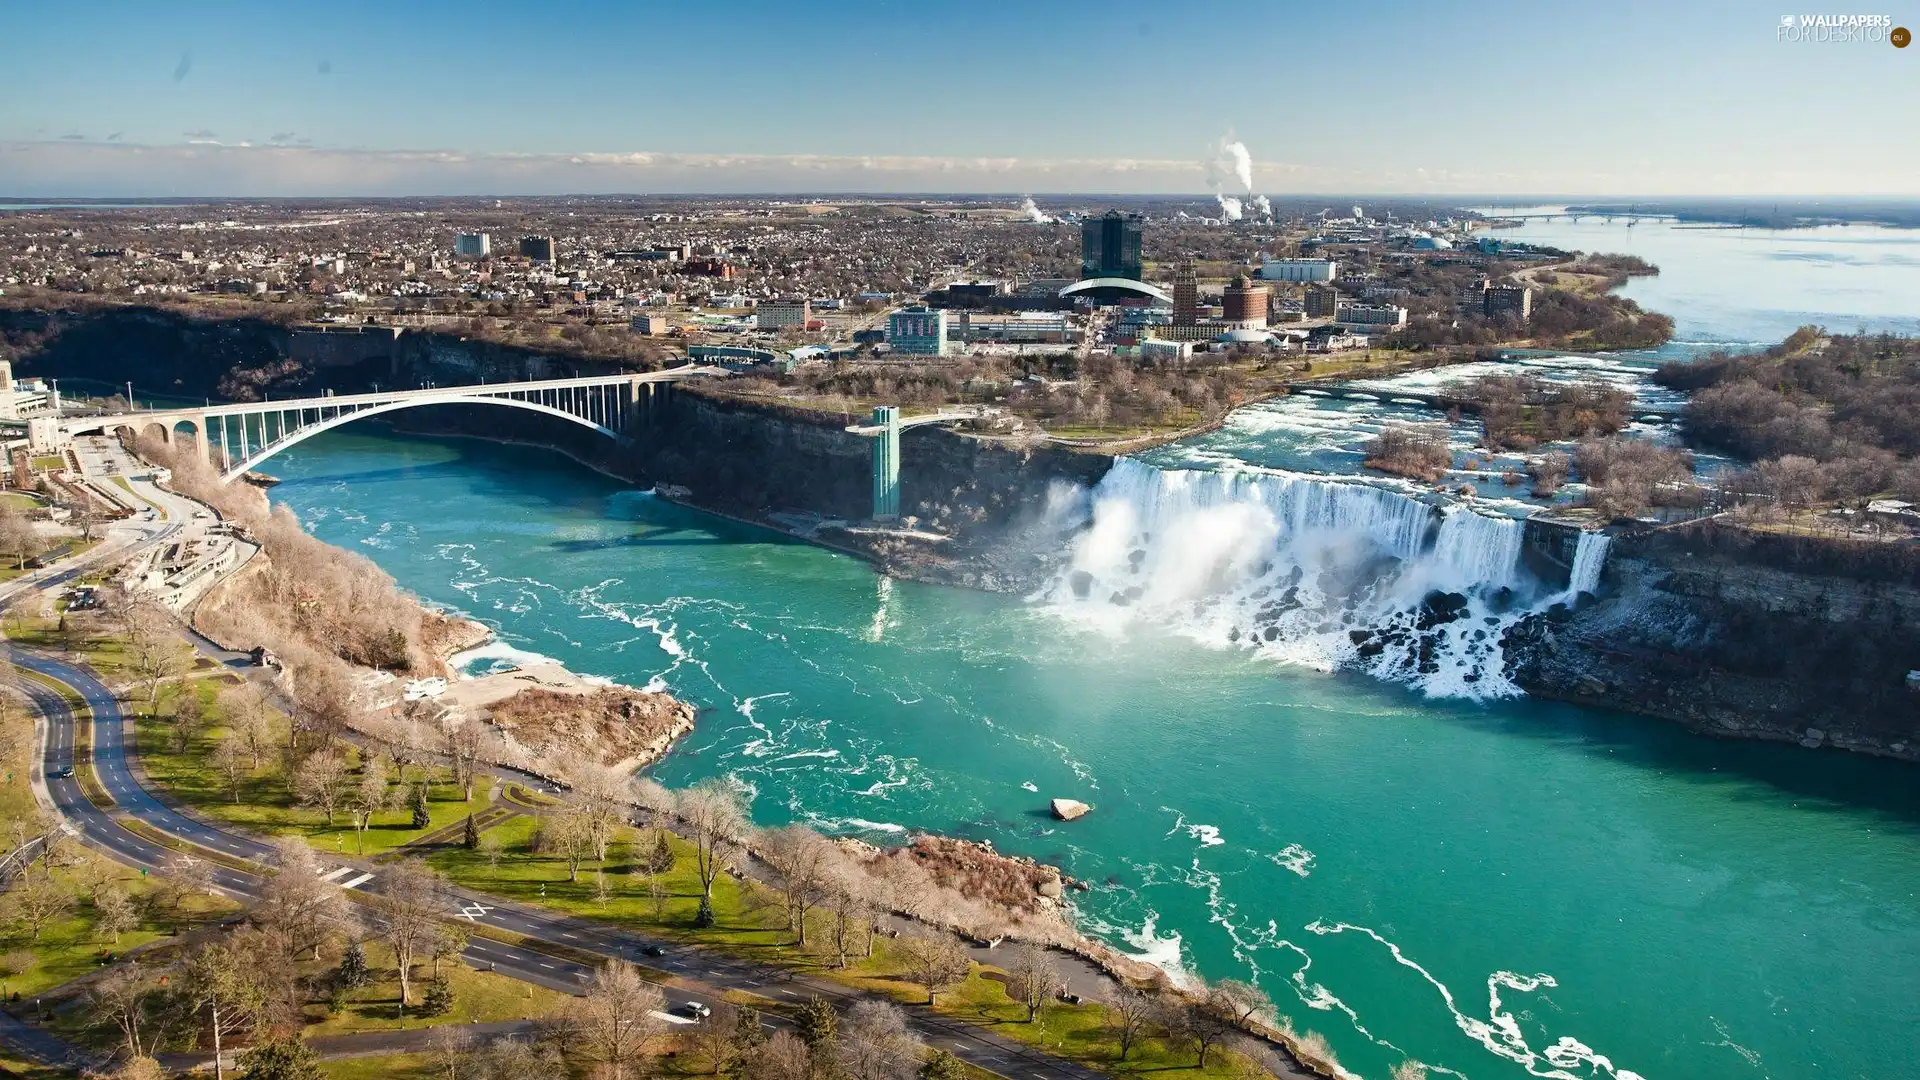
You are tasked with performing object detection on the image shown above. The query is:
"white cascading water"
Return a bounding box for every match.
[1567,530,1611,596]
[1045,458,1596,699]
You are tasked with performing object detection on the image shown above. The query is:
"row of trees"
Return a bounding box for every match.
[1657,328,1920,513]
[81,840,461,1079]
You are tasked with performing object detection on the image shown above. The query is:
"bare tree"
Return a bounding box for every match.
[181,938,263,1080]
[438,712,484,802]
[677,778,747,925]
[762,824,835,946]
[87,967,172,1060]
[566,763,630,863]
[217,682,274,769]
[257,837,356,960]
[95,884,140,943]
[538,809,596,883]
[1006,947,1062,1023]
[158,853,216,915]
[373,858,447,1013]
[348,754,388,852]
[1,872,74,940]
[558,961,666,1080]
[1110,989,1155,1061]
[896,932,971,1005]
[1182,980,1271,1067]
[292,747,349,825]
[838,1000,923,1080]
[742,1030,814,1080]
[211,730,248,802]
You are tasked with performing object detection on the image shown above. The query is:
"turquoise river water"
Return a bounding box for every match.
[259,215,1920,1080]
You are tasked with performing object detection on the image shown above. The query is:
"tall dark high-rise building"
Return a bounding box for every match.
[519,235,556,263]
[1172,259,1199,326]
[1081,211,1143,280]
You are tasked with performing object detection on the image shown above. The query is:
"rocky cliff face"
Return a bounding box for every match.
[1508,525,1920,760]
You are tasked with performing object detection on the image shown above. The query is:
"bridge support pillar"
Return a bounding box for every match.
[188,413,210,462]
[870,406,900,522]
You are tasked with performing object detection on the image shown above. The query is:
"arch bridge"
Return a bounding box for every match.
[61,370,710,481]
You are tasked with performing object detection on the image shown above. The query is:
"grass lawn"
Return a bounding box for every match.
[322,1055,437,1080]
[0,860,234,1003]
[134,685,487,860]
[0,492,41,513]
[299,940,565,1038]
[425,821,1260,1080]
[29,457,64,474]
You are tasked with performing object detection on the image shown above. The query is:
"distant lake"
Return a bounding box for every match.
[1473,205,1920,351]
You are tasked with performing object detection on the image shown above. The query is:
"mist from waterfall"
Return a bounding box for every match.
[1044,458,1592,698]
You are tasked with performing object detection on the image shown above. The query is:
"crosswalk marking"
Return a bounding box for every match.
[455,901,493,922]
[339,872,374,889]
[321,866,352,881]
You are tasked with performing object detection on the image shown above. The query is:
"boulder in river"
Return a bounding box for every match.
[1051,798,1092,821]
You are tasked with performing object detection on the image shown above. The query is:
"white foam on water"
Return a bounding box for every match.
[1269,843,1316,878]
[1163,809,1226,847]
[1044,458,1550,698]
[1098,914,1193,987]
[1306,921,1646,1080]
[448,639,561,677]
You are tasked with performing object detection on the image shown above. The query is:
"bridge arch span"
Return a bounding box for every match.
[218,394,624,480]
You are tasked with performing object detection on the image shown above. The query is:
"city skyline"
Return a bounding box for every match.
[3,0,1915,197]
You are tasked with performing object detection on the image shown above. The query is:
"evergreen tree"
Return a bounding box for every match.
[238,1037,325,1080]
[922,1050,965,1080]
[462,813,479,850]
[410,784,431,830]
[798,995,838,1048]
[648,829,675,875]
[731,1004,768,1056]
[420,978,455,1017]
[336,940,369,990]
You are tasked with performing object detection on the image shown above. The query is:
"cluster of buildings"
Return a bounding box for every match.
[0,196,1548,375]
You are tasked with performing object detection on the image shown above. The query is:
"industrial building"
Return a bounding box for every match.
[630,313,670,335]
[1259,258,1339,283]
[454,233,491,258]
[887,306,949,356]
[1138,338,1195,363]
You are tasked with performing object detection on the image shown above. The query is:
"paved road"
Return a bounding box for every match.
[17,652,1117,1080]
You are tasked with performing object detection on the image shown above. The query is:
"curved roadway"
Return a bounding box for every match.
[19,649,1115,1080]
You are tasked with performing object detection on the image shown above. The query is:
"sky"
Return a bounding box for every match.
[1,0,1915,197]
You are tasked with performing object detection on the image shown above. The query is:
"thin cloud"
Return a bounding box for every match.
[172,51,193,82]
[7,137,1910,198]
[183,129,218,140]
[269,132,296,143]
[60,133,86,141]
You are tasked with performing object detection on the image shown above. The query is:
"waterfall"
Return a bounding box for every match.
[1045,458,1556,698]
[1567,530,1611,596]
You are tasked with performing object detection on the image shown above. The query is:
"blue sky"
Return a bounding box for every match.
[1,0,1914,196]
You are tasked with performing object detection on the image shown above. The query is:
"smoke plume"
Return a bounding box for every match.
[1018,196,1053,223]
[1205,134,1267,222]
